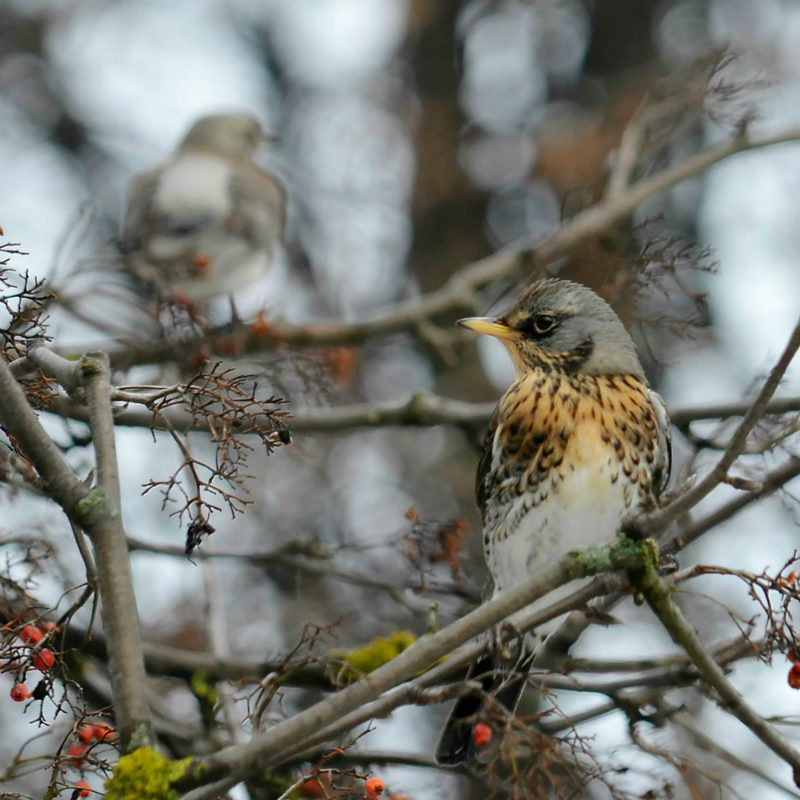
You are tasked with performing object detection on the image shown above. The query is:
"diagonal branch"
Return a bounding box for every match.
[630,562,800,787]
[174,536,653,794]
[47,125,800,367]
[637,316,800,537]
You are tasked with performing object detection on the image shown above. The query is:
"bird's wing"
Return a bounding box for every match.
[228,163,287,250]
[650,389,673,497]
[475,405,502,523]
[120,170,161,254]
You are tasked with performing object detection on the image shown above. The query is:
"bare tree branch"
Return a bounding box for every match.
[637,316,800,538]
[0,351,153,751]
[175,537,652,793]
[45,125,800,367]
[35,385,800,441]
[631,561,800,786]
[75,351,154,750]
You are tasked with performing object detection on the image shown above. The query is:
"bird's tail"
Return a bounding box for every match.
[435,646,534,767]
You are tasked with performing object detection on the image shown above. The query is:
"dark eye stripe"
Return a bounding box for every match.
[517,313,558,338]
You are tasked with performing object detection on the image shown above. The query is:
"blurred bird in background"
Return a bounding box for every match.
[436,279,672,767]
[120,113,286,319]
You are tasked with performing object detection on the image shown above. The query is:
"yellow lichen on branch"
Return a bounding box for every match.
[105,747,195,800]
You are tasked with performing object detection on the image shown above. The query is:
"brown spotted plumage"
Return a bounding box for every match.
[436,279,671,767]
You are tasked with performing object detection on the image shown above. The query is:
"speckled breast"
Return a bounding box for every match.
[481,371,666,593]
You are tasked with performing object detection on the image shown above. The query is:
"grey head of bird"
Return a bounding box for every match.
[459,278,645,379]
[178,113,272,160]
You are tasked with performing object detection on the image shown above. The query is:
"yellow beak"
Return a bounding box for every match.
[457,317,516,340]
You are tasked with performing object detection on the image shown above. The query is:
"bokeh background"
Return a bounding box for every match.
[1,1,800,798]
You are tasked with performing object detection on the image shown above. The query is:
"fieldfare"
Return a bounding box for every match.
[120,113,286,306]
[436,278,672,766]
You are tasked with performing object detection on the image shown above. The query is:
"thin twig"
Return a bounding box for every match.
[638,317,800,537]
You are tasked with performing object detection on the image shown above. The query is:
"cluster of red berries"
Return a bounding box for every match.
[21,624,58,670]
[67,721,115,767]
[10,623,60,701]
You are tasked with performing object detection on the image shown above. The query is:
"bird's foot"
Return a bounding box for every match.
[489,621,523,663]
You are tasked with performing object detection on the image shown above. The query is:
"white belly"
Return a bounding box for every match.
[488,461,631,635]
[154,154,232,217]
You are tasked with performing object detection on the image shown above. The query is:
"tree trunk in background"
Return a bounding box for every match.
[406,0,490,293]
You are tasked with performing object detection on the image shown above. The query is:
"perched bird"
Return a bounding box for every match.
[121,113,286,307]
[436,278,671,766]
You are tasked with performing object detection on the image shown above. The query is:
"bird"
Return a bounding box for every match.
[435,278,672,766]
[120,113,286,312]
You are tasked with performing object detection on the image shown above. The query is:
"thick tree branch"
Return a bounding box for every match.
[77,351,154,750]
[0,351,153,751]
[175,536,653,793]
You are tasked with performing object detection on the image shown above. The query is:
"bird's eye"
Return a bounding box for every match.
[532,313,557,334]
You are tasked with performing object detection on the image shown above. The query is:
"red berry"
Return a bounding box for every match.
[92,721,114,741]
[74,779,91,797]
[42,621,59,634]
[19,625,43,645]
[32,648,55,671]
[789,664,800,689]
[365,777,385,796]
[300,779,325,798]
[77,725,94,744]
[67,742,87,766]
[10,683,29,702]
[472,722,493,748]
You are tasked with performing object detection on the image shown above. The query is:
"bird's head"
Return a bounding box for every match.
[179,114,275,159]
[459,279,644,379]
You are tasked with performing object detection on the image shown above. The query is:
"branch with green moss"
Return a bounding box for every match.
[628,561,800,788]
